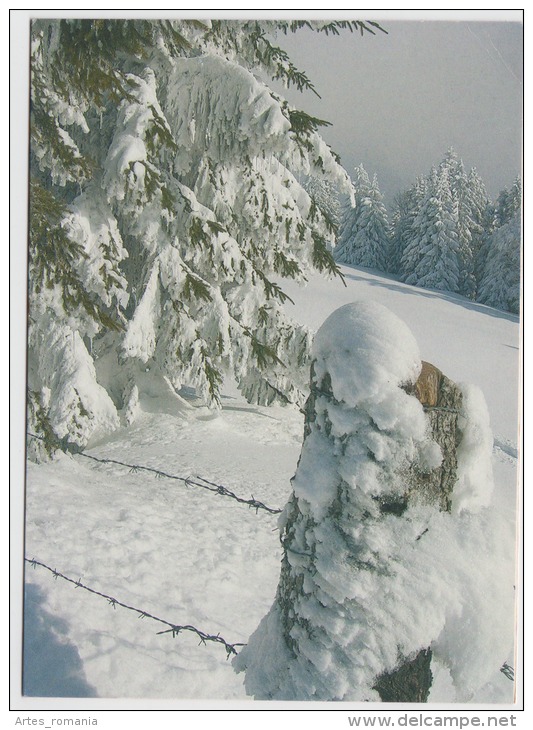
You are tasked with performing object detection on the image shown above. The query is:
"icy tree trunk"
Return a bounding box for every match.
[372,361,463,702]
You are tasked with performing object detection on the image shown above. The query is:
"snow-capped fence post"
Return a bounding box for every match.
[234,300,499,702]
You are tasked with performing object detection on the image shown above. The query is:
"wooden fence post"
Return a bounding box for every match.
[234,301,494,703]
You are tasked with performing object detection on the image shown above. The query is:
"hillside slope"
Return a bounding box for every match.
[22,264,520,704]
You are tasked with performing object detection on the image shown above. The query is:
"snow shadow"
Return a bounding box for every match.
[341,268,519,324]
[23,582,98,697]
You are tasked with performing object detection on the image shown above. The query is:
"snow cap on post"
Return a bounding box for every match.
[312,300,422,406]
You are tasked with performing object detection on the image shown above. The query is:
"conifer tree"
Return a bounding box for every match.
[335,165,371,261]
[390,177,427,276]
[438,149,490,299]
[476,178,521,315]
[401,167,461,293]
[465,167,491,292]
[473,199,497,287]
[476,212,521,315]
[495,177,522,227]
[440,150,475,297]
[335,166,390,270]
[28,18,384,453]
[394,150,490,298]
[394,151,518,310]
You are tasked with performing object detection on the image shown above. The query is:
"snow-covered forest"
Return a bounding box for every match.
[335,152,521,314]
[22,17,521,707]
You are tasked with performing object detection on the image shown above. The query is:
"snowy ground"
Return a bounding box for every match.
[22,264,520,704]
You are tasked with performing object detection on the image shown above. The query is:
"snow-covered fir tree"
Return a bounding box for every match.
[394,151,492,300]
[28,19,387,454]
[439,148,488,299]
[473,198,497,287]
[495,176,522,227]
[389,177,427,276]
[335,165,371,260]
[438,149,482,298]
[464,167,491,292]
[401,167,461,293]
[474,177,521,311]
[476,213,521,315]
[476,178,521,315]
[335,166,390,270]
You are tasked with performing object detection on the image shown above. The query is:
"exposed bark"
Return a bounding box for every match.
[373,362,463,702]
[373,648,434,703]
[405,361,463,513]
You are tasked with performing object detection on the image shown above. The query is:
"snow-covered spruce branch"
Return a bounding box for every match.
[29,19,367,451]
[27,433,282,515]
[25,558,246,658]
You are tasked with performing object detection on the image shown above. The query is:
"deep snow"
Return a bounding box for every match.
[22,264,520,704]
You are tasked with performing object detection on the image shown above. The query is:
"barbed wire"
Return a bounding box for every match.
[27,432,282,515]
[26,558,515,683]
[25,558,246,658]
[25,437,516,685]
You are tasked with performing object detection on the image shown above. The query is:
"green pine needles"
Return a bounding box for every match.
[28,18,382,452]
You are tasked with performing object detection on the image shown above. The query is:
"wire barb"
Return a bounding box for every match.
[25,557,245,656]
[27,432,282,515]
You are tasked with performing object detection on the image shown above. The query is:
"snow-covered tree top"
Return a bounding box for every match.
[28,18,387,452]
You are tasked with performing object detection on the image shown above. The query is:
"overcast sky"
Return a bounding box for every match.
[10,10,523,209]
[273,18,523,205]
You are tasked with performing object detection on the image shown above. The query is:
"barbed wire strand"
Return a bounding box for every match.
[27,432,282,515]
[25,439,514,682]
[25,558,246,658]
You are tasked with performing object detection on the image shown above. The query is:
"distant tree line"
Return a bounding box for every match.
[335,150,521,314]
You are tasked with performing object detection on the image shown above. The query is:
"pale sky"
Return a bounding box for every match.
[10,10,523,209]
[274,18,523,205]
